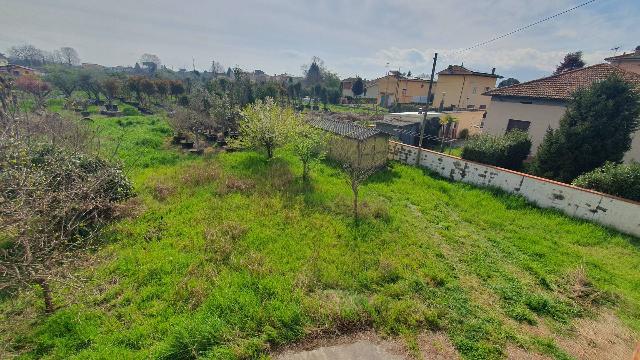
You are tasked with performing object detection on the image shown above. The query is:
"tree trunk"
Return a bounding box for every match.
[267,147,273,159]
[352,184,359,221]
[35,278,54,314]
[302,162,309,182]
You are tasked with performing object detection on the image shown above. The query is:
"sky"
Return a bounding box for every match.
[1,0,639,82]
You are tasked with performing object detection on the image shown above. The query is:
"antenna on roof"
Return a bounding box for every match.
[610,46,621,56]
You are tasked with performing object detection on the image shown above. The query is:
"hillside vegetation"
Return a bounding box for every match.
[2,113,639,360]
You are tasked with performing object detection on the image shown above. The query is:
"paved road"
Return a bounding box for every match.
[275,340,405,360]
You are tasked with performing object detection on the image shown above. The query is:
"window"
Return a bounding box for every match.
[472,87,477,94]
[485,87,491,92]
[479,104,487,110]
[506,119,531,133]
[402,88,407,96]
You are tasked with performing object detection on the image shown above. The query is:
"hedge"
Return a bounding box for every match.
[572,162,640,201]
[460,130,531,170]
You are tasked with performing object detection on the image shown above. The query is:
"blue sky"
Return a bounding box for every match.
[1,0,638,81]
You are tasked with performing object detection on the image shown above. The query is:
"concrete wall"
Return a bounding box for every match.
[388,141,640,237]
[445,110,484,138]
[609,59,640,75]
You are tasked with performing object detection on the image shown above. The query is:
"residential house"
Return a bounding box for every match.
[605,48,640,75]
[443,110,484,138]
[0,64,40,77]
[0,53,8,67]
[482,63,640,162]
[432,65,501,110]
[376,111,442,146]
[309,117,390,169]
[368,72,435,106]
[341,77,359,98]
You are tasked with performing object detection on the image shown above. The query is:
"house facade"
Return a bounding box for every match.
[482,63,640,163]
[0,64,40,77]
[605,49,640,75]
[369,72,434,106]
[432,65,501,110]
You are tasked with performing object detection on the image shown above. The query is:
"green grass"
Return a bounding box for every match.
[2,114,639,360]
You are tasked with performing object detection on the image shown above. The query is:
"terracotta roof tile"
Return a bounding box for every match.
[483,63,640,100]
[438,65,501,78]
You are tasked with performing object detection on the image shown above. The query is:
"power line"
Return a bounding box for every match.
[457,0,598,55]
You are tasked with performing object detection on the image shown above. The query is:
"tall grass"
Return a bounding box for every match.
[2,114,639,360]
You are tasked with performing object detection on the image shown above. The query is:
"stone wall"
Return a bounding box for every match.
[388,141,640,237]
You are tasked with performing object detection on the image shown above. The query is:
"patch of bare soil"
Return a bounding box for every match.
[556,311,638,360]
[506,345,553,360]
[272,330,463,360]
[272,330,408,359]
[416,332,460,360]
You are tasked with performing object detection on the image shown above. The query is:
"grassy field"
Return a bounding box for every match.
[2,113,639,359]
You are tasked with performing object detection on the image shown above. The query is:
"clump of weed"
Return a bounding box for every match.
[566,265,618,307]
[204,222,248,263]
[371,296,441,334]
[217,176,255,195]
[265,161,295,191]
[360,198,391,221]
[302,290,372,334]
[181,163,221,187]
[151,181,176,201]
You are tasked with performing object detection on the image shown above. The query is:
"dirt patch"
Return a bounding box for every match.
[557,311,637,360]
[272,330,462,360]
[506,345,552,360]
[416,332,460,359]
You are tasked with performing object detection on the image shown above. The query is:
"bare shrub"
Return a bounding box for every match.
[567,266,618,306]
[0,108,133,314]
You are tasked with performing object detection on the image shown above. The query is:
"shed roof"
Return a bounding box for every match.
[308,117,385,140]
[483,63,640,100]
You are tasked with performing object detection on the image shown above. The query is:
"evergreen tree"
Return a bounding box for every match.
[352,77,364,97]
[554,51,585,75]
[498,78,520,88]
[531,75,640,182]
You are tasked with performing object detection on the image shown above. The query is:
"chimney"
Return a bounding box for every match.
[491,67,496,75]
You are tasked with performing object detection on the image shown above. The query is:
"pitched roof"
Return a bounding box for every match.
[483,63,640,101]
[438,65,501,78]
[605,50,640,62]
[308,117,385,140]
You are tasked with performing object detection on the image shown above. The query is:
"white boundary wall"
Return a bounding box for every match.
[388,141,640,237]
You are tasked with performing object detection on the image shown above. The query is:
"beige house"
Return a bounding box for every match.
[432,65,501,110]
[482,63,640,163]
[368,72,434,106]
[605,48,640,75]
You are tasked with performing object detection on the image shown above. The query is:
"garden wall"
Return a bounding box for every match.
[388,141,640,237]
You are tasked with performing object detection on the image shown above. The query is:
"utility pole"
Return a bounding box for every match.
[418,53,438,150]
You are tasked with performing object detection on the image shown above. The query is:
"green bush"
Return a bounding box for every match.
[458,128,469,140]
[460,130,531,170]
[121,106,140,117]
[572,162,640,201]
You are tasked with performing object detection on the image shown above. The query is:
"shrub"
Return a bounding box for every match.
[572,162,640,201]
[458,128,469,140]
[461,130,531,170]
[121,106,140,117]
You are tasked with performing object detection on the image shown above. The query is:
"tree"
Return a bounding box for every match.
[554,51,585,75]
[636,45,640,53]
[15,75,52,111]
[78,70,103,101]
[139,53,161,67]
[169,80,185,99]
[59,47,80,66]
[44,65,78,98]
[155,79,169,100]
[211,60,224,75]
[304,57,323,86]
[352,77,364,97]
[0,113,133,314]
[236,98,295,158]
[333,139,382,221]
[498,78,520,88]
[290,120,328,181]
[139,78,157,105]
[439,114,458,151]
[8,44,45,67]
[102,77,121,105]
[530,75,640,182]
[127,76,144,102]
